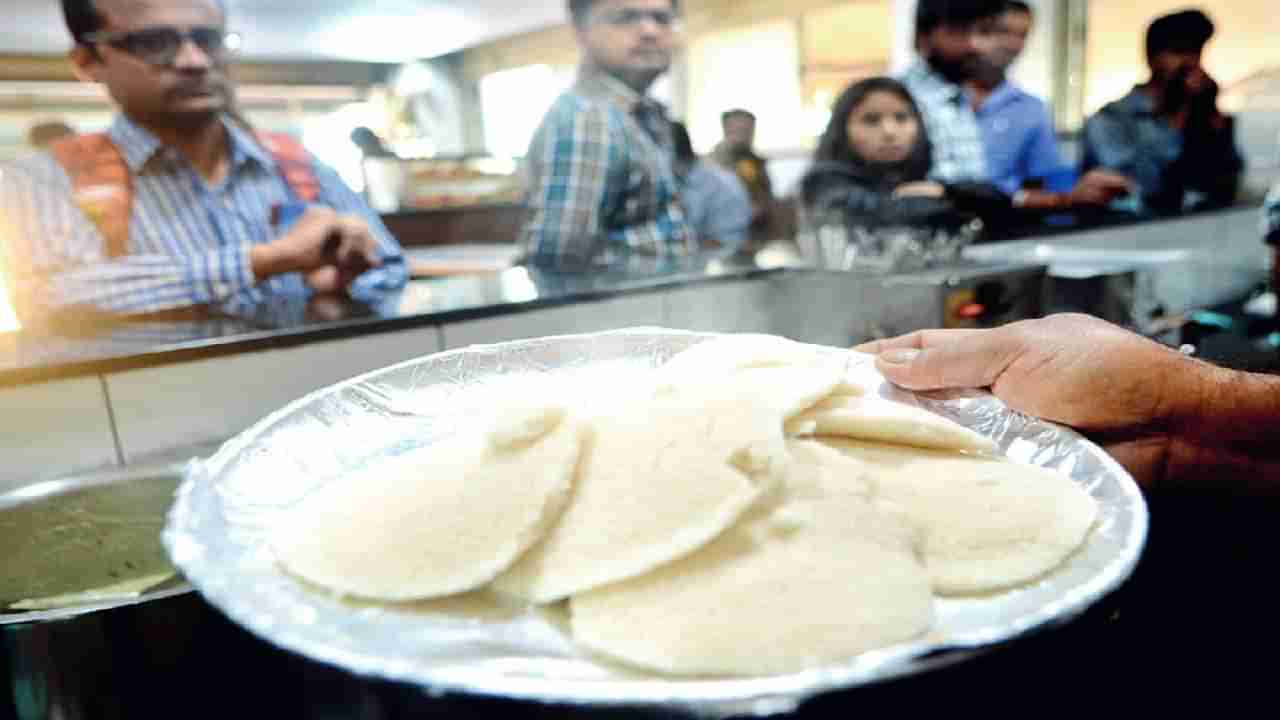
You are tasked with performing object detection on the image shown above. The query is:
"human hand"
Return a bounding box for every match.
[1067,170,1134,207]
[1185,68,1218,102]
[894,181,946,199]
[854,314,1210,488]
[251,208,382,289]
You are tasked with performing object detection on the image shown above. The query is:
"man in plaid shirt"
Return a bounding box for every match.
[521,0,693,269]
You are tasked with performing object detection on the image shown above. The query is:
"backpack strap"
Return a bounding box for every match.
[48,129,322,259]
[48,133,133,258]
[255,131,320,203]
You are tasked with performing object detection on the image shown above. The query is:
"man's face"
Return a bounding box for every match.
[73,0,231,128]
[919,17,998,84]
[988,9,1033,72]
[1150,49,1203,86]
[577,0,678,89]
[722,116,755,151]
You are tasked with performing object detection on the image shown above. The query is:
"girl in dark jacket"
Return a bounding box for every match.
[800,77,1010,231]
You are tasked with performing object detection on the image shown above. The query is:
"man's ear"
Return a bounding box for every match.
[69,45,105,84]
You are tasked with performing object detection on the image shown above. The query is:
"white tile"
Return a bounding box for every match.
[0,377,118,493]
[107,327,442,463]
[441,295,666,349]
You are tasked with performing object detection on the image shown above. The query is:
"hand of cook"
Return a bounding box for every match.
[855,314,1210,488]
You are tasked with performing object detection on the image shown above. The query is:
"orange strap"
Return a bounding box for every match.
[49,134,133,258]
[48,130,321,259]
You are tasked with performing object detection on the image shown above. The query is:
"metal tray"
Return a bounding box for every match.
[164,329,1147,718]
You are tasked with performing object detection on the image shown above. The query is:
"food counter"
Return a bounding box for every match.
[1,206,1274,718]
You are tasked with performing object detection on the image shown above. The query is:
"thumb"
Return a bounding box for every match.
[874,335,1016,392]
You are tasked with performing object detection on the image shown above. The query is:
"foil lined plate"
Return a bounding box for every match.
[164,328,1147,718]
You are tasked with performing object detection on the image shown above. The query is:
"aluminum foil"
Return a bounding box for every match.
[164,328,1148,718]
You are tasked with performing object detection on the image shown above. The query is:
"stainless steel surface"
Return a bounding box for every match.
[1,463,196,720]
[1,463,192,625]
[797,220,984,273]
[760,262,1046,347]
[166,329,1147,718]
[963,207,1269,328]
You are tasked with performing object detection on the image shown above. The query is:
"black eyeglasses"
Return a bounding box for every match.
[593,8,681,30]
[82,26,239,67]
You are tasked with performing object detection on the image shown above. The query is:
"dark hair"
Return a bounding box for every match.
[62,0,104,45]
[813,77,932,184]
[1146,9,1214,62]
[915,0,1006,37]
[1004,1,1033,16]
[62,0,228,44]
[671,121,695,166]
[568,0,679,26]
[721,109,755,126]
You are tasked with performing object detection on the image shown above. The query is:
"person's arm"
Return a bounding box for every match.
[1082,111,1159,202]
[308,161,408,298]
[940,181,1013,223]
[855,314,1280,494]
[520,100,618,269]
[1007,108,1133,210]
[0,159,259,317]
[705,168,752,256]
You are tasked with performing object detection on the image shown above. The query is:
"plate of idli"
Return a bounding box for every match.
[165,329,1147,717]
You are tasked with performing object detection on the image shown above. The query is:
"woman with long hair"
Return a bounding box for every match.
[800,77,1010,229]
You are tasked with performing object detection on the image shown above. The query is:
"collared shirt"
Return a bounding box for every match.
[0,114,406,319]
[1082,87,1244,213]
[1264,183,1280,246]
[900,60,989,184]
[974,82,1062,195]
[681,160,752,256]
[520,68,694,269]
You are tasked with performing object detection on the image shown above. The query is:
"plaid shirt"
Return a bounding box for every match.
[1265,183,1280,246]
[900,60,989,184]
[0,114,406,319]
[520,68,693,268]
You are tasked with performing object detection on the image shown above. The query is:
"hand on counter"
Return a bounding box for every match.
[1067,170,1134,207]
[250,207,383,293]
[855,314,1280,494]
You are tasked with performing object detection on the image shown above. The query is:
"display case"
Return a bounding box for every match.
[363,155,524,213]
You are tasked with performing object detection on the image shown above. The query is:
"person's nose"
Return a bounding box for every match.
[636,14,669,39]
[173,37,213,71]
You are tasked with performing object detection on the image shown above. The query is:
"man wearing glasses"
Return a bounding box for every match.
[0,0,406,319]
[520,0,693,269]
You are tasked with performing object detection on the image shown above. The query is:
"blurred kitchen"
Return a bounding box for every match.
[1,0,1279,716]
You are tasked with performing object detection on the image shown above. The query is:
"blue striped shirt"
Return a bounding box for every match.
[0,114,406,319]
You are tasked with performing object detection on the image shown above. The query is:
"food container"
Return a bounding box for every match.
[165,329,1148,718]
[1,464,193,720]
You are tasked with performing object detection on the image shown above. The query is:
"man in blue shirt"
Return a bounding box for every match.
[1082,10,1244,215]
[671,122,751,258]
[966,1,1131,211]
[0,0,406,320]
